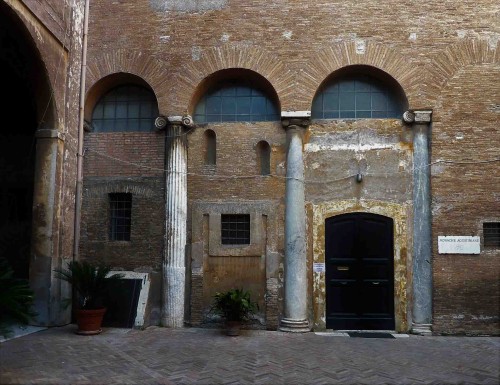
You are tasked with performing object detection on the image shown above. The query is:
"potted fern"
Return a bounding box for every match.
[211,288,258,336]
[55,260,123,335]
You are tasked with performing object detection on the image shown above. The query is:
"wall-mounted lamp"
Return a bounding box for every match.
[356,173,363,183]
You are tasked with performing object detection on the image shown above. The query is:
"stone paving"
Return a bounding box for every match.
[0,326,499,385]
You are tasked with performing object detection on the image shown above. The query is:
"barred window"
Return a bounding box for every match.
[194,82,279,123]
[312,74,404,119]
[91,85,158,132]
[221,214,250,245]
[483,222,500,248]
[109,193,132,241]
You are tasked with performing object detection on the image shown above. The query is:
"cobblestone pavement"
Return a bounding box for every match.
[1,326,499,385]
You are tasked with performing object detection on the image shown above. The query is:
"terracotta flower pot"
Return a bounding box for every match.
[226,320,241,336]
[75,308,107,335]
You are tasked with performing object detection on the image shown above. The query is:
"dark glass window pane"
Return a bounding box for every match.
[372,93,387,111]
[221,97,237,114]
[339,92,355,110]
[356,93,371,110]
[206,97,221,114]
[324,93,339,111]
[340,110,356,119]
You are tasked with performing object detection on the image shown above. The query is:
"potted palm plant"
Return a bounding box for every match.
[211,288,258,336]
[55,260,123,335]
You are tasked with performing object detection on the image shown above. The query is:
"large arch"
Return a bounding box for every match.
[177,45,295,113]
[299,41,422,111]
[86,49,170,115]
[0,2,70,327]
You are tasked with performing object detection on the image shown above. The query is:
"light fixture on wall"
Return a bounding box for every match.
[356,173,363,183]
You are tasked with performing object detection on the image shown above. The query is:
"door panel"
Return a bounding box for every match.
[326,213,395,330]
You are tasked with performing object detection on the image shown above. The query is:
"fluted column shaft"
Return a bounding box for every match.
[410,110,433,335]
[280,115,310,332]
[162,119,188,327]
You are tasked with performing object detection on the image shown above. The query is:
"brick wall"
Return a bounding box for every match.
[83,0,500,333]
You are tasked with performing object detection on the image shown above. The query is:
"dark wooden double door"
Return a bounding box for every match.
[325,213,395,330]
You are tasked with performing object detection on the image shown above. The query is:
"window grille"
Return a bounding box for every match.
[194,82,279,123]
[483,222,500,248]
[221,214,250,245]
[109,193,132,241]
[312,75,404,119]
[92,85,158,132]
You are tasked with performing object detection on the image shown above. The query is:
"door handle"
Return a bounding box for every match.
[337,266,349,271]
[372,282,380,285]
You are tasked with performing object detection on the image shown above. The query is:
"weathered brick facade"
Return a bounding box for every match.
[79,0,499,334]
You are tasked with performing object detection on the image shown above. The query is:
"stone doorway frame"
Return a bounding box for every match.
[311,199,410,332]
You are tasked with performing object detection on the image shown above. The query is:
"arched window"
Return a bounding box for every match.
[194,81,279,123]
[312,74,404,119]
[91,85,158,132]
[256,141,271,176]
[204,129,216,165]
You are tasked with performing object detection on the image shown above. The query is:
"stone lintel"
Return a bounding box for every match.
[281,111,311,129]
[35,129,65,141]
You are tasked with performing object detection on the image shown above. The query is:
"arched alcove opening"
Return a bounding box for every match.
[204,129,217,166]
[256,141,271,176]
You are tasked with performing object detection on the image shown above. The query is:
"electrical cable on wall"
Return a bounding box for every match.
[83,146,500,184]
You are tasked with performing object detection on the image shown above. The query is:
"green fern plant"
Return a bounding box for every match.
[0,258,36,338]
[54,260,124,310]
[211,288,258,322]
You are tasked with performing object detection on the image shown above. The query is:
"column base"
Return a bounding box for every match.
[411,323,432,336]
[279,318,310,333]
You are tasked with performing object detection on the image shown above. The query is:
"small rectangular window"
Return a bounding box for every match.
[221,214,250,245]
[483,222,500,248]
[109,193,132,241]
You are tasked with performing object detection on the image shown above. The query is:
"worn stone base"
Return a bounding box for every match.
[279,318,310,333]
[411,323,433,336]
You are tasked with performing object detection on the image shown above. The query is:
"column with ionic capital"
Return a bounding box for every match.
[159,115,193,327]
[404,109,433,335]
[280,111,310,332]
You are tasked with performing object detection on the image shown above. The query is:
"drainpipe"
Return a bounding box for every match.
[73,0,90,261]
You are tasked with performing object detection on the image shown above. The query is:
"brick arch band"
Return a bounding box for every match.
[85,49,171,113]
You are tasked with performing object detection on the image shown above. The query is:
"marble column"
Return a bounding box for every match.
[161,115,192,327]
[279,112,310,332]
[407,110,433,335]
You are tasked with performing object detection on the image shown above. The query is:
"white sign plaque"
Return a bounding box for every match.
[313,263,325,273]
[438,236,480,254]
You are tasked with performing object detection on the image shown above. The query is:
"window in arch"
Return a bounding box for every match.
[194,82,279,123]
[256,141,271,176]
[312,75,404,119]
[204,129,216,165]
[92,85,158,132]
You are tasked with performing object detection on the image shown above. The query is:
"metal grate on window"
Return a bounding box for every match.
[194,83,279,123]
[109,193,132,241]
[312,75,404,119]
[483,222,500,248]
[92,85,159,132]
[221,214,250,245]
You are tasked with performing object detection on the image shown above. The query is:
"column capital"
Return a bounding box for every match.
[403,110,433,125]
[155,115,194,130]
[281,111,311,129]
